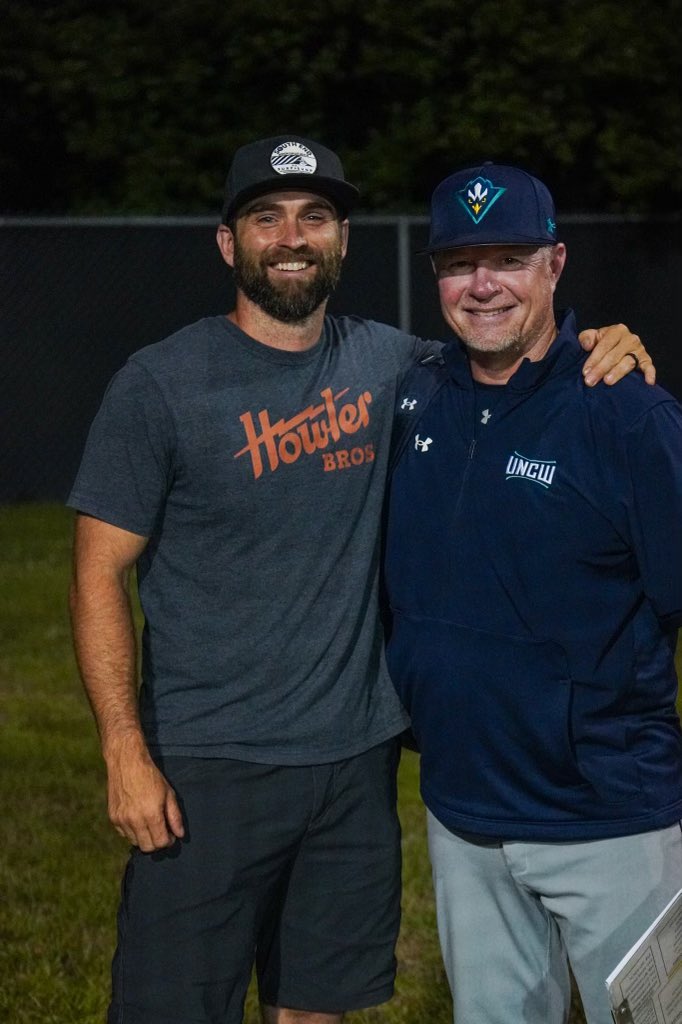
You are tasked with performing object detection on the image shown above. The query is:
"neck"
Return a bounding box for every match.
[470,354,529,385]
[227,293,327,352]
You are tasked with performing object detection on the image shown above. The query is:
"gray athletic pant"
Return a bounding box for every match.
[428,811,682,1024]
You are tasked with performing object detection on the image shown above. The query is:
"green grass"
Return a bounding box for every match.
[0,503,450,1023]
[1,503,678,1022]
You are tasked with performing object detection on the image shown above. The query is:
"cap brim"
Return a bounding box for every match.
[224,177,360,222]
[418,234,557,255]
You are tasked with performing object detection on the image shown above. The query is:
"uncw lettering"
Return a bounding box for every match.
[506,454,556,487]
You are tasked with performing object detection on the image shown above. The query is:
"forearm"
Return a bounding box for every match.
[69,565,145,761]
[69,548,183,849]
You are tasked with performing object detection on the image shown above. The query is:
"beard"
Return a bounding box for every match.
[232,237,344,323]
[461,328,525,357]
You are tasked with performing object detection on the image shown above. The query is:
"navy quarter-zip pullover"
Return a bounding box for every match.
[385,310,682,840]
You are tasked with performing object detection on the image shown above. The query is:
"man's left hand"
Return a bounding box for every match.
[579,324,656,387]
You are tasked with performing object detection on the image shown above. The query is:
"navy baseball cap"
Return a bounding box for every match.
[422,162,558,253]
[222,135,360,222]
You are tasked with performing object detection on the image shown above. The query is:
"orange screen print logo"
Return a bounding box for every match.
[234,387,373,479]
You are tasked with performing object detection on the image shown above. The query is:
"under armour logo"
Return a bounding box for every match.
[401,397,417,411]
[481,408,492,424]
[414,434,433,452]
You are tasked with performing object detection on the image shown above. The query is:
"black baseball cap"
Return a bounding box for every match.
[221,135,360,222]
[422,163,559,253]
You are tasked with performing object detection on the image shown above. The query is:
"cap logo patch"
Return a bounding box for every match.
[270,141,317,176]
[456,176,506,224]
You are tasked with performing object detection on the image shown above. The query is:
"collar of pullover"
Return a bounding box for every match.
[442,308,583,392]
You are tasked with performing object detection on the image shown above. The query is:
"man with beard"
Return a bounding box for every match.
[67,136,651,1024]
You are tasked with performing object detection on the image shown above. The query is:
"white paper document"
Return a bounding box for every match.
[605,889,682,1023]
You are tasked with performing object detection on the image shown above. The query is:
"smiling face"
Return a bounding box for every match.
[433,243,567,379]
[219,190,349,324]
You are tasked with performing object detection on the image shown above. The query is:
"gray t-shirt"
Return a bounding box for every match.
[69,314,437,764]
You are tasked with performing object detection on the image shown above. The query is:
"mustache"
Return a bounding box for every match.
[265,249,319,263]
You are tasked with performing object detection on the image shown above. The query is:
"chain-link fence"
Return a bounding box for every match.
[2,215,680,502]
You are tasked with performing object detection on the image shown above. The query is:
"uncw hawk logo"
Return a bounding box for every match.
[457,176,506,224]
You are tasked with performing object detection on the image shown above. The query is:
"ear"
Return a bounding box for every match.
[548,242,567,292]
[216,224,235,269]
[340,218,350,259]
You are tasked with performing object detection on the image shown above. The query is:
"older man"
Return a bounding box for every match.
[385,163,682,1024]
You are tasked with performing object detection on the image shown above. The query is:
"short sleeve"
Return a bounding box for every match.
[412,335,444,365]
[67,360,176,537]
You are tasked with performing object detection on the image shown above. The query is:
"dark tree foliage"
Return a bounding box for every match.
[2,0,680,214]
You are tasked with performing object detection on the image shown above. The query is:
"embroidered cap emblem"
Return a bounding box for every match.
[506,452,556,489]
[457,175,506,224]
[270,141,318,176]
